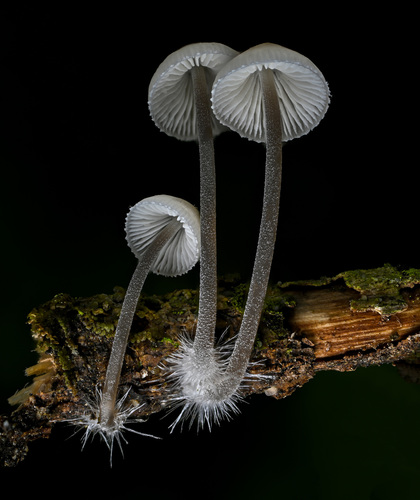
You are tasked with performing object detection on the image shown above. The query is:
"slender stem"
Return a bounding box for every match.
[99,218,181,428]
[225,68,283,387]
[190,65,218,360]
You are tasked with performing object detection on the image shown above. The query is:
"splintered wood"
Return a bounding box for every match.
[287,287,420,359]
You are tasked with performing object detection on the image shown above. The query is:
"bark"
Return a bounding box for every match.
[2,264,420,466]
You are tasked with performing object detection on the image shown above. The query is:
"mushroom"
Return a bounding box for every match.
[163,42,329,430]
[148,42,238,363]
[208,42,330,407]
[81,195,200,456]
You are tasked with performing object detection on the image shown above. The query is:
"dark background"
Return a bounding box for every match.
[1,3,420,498]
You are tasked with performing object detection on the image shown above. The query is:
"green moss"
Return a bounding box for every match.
[56,347,76,387]
[227,279,298,348]
[339,264,405,295]
[278,275,334,288]
[130,329,155,344]
[76,292,121,338]
[27,287,128,389]
[230,283,249,313]
[166,289,198,315]
[255,286,297,348]
[338,264,420,315]
[265,285,297,312]
[161,337,180,347]
[280,263,420,316]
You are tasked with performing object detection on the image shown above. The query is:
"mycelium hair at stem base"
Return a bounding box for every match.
[148,42,238,363]
[97,195,200,444]
[209,42,330,403]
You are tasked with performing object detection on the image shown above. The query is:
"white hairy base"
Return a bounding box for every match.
[65,386,160,465]
[163,332,259,431]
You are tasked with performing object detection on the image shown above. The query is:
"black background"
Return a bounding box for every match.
[1,3,420,498]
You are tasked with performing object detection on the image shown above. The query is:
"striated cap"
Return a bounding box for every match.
[125,195,200,277]
[211,42,330,143]
[148,42,238,141]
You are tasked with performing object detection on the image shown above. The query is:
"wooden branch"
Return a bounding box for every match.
[2,264,420,466]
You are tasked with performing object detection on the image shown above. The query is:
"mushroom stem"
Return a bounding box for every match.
[225,67,283,388]
[190,65,218,359]
[163,67,284,430]
[99,217,181,429]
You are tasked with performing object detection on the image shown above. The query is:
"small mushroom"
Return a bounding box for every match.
[92,195,200,454]
[210,42,330,401]
[148,42,238,360]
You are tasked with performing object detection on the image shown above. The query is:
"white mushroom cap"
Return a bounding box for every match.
[125,195,200,277]
[211,42,330,143]
[148,42,239,141]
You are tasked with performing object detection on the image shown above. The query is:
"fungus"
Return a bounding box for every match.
[208,42,330,409]
[74,195,200,459]
[165,43,329,430]
[148,42,238,362]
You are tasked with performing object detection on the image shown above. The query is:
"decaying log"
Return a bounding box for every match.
[2,264,420,466]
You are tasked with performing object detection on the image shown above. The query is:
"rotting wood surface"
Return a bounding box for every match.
[2,264,420,466]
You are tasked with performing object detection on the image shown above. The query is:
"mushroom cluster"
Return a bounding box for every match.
[92,41,330,452]
[150,42,329,431]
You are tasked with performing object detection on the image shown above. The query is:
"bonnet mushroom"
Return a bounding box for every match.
[77,195,200,458]
[148,42,238,364]
[165,42,330,430]
[208,42,330,407]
